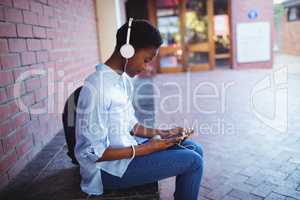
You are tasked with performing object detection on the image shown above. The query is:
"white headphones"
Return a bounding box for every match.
[120,18,135,59]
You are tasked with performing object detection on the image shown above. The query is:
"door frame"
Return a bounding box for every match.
[148,0,233,72]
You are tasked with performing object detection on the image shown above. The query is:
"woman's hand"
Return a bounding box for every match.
[159,127,194,142]
[144,137,182,153]
[159,127,184,139]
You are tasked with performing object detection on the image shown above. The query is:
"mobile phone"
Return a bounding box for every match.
[166,128,194,141]
[180,128,194,142]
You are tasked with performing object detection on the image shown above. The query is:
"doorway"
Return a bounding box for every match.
[214,0,231,69]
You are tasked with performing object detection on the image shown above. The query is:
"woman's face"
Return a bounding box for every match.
[125,47,159,77]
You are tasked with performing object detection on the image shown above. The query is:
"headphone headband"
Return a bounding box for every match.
[120,17,135,59]
[126,18,133,44]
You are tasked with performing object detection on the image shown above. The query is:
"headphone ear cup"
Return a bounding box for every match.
[120,44,135,59]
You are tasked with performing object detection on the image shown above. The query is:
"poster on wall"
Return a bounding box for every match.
[237,22,271,63]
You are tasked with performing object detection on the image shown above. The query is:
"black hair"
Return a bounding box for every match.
[115,19,162,51]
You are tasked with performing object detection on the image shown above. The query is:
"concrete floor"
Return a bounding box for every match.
[156,54,300,200]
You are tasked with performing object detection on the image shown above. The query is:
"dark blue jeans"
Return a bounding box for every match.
[101,139,204,200]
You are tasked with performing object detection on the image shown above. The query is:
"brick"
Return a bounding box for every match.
[0,70,14,86]
[47,0,59,7]
[38,15,51,27]
[24,77,41,92]
[0,103,11,122]
[265,192,286,200]
[0,0,13,7]
[277,162,298,174]
[229,189,263,200]
[31,100,46,115]
[0,88,7,104]
[26,39,42,50]
[49,17,57,28]
[30,1,43,14]
[21,51,36,65]
[23,10,38,25]
[38,0,47,4]
[36,51,48,63]
[9,100,19,115]
[0,120,13,137]
[0,7,4,20]
[245,172,266,186]
[0,39,9,53]
[39,74,48,88]
[286,170,300,184]
[13,63,44,82]
[0,53,21,68]
[4,7,23,23]
[6,152,28,180]
[43,5,54,17]
[2,132,18,153]
[46,28,56,38]
[0,22,17,37]
[205,184,233,200]
[15,123,29,145]
[20,92,35,108]
[0,141,3,155]
[49,50,67,61]
[0,150,17,172]
[12,68,26,83]
[51,39,63,49]
[16,24,33,38]
[36,111,50,124]
[33,26,46,38]
[16,137,33,158]
[41,39,51,49]
[250,182,277,197]
[13,0,30,10]
[6,82,26,101]
[28,119,39,132]
[8,39,26,52]
[12,112,29,128]
[273,186,300,199]
[34,87,48,102]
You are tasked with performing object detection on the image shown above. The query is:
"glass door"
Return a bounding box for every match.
[185,0,214,71]
[156,0,183,73]
[150,0,215,73]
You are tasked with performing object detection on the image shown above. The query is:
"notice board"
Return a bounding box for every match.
[237,22,271,63]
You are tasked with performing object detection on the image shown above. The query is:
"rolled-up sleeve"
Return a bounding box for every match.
[75,81,110,163]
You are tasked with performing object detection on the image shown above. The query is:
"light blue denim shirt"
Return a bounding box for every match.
[75,64,148,195]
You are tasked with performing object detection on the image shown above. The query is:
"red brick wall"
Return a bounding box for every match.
[230,0,274,69]
[0,0,100,189]
[281,10,300,56]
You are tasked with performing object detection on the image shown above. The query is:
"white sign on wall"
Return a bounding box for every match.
[237,22,271,63]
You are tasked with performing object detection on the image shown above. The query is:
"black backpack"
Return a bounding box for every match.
[62,86,82,165]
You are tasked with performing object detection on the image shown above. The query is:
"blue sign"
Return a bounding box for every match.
[248,10,258,20]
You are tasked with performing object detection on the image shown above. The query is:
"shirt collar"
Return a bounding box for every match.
[95,64,133,81]
[96,63,125,84]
